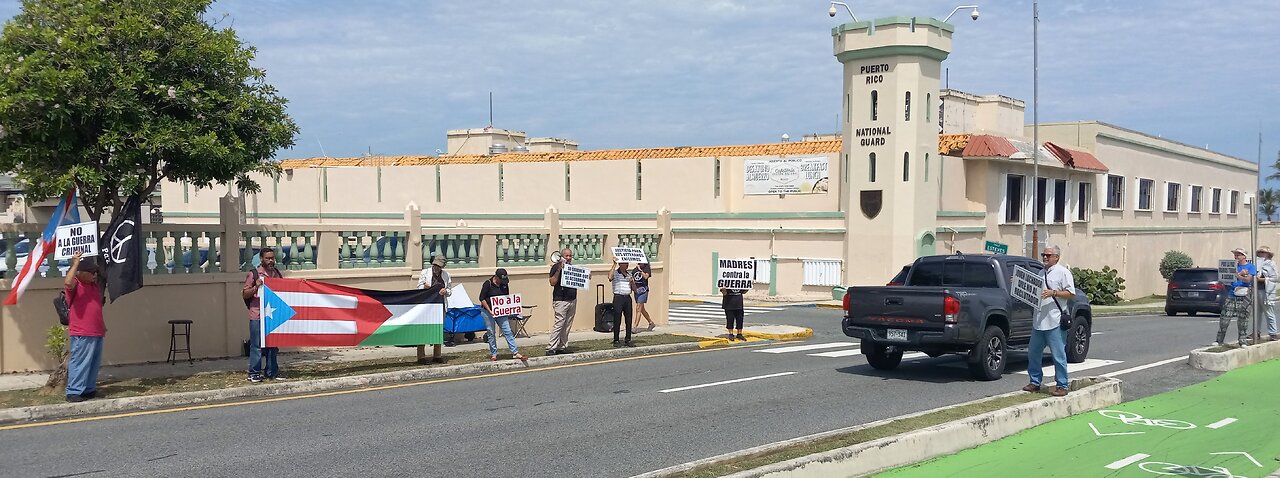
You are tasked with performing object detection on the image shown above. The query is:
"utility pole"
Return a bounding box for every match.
[1031,0,1040,259]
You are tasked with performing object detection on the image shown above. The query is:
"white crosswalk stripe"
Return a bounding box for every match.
[667,304,782,324]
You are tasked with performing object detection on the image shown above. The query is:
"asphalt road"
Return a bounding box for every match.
[0,306,1225,478]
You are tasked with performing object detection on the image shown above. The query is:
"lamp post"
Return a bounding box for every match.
[942,5,981,22]
[1031,0,1041,259]
[828,2,858,21]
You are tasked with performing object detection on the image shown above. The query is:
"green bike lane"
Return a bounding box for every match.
[880,359,1280,478]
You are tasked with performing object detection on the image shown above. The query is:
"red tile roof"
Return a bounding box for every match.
[960,134,1018,158]
[1044,142,1109,172]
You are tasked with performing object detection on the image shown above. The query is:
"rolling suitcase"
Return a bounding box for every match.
[593,283,615,333]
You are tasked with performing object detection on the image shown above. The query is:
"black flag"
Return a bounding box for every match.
[103,195,143,302]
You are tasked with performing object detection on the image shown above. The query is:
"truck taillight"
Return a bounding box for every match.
[944,296,960,324]
[843,292,851,312]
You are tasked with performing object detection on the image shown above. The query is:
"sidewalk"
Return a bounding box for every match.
[878,358,1280,478]
[0,320,810,393]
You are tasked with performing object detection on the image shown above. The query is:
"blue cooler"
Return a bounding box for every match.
[446,305,486,333]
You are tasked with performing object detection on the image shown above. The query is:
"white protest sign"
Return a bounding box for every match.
[1218,259,1237,283]
[1010,266,1044,309]
[490,293,523,317]
[717,258,756,290]
[560,264,591,289]
[54,221,99,260]
[611,247,649,264]
[446,284,474,309]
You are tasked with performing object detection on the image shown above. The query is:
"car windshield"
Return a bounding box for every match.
[1171,270,1217,282]
[907,261,1000,288]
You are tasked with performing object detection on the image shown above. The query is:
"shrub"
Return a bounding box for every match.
[1159,251,1194,280]
[1071,266,1126,305]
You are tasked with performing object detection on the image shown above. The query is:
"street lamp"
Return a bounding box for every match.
[1031,1,1040,258]
[942,5,980,22]
[828,2,858,21]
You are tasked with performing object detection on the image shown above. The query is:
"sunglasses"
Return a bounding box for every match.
[1041,254,1057,258]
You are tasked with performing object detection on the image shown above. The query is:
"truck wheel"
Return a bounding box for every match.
[1066,316,1091,364]
[861,339,903,370]
[967,326,1007,381]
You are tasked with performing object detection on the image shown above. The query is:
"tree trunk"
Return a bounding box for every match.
[40,355,69,395]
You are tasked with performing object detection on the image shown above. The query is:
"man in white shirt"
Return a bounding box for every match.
[1256,246,1277,341]
[1022,244,1075,397]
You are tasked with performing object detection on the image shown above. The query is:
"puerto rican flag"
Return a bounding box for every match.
[4,190,79,306]
[260,278,444,348]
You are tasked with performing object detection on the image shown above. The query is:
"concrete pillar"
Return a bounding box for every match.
[545,205,561,260]
[316,232,340,270]
[218,194,243,273]
[406,202,423,272]
[480,235,497,269]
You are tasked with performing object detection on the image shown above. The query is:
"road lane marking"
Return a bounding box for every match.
[808,348,862,358]
[658,372,796,393]
[1089,422,1145,437]
[1209,451,1261,467]
[1100,356,1187,377]
[1017,359,1121,376]
[0,342,773,432]
[1206,418,1237,429]
[1105,453,1150,470]
[754,342,857,354]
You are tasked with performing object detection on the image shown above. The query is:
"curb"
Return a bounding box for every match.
[1093,309,1163,317]
[815,303,841,310]
[1188,339,1280,372]
[0,341,705,426]
[635,376,1121,478]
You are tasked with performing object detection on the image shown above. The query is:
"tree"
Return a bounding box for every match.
[1260,188,1279,222]
[0,0,298,221]
[1269,150,1280,182]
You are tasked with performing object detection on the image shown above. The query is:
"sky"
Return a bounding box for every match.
[2,0,1278,175]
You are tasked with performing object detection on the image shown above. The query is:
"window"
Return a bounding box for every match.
[902,152,910,182]
[713,158,720,197]
[1165,182,1180,212]
[926,93,931,122]
[1189,185,1202,212]
[1004,174,1025,224]
[868,153,877,182]
[1075,181,1091,221]
[1035,177,1049,223]
[1136,178,1153,211]
[635,160,643,200]
[924,153,930,182]
[842,154,849,184]
[1053,179,1067,223]
[1229,190,1239,215]
[904,92,911,121]
[565,162,572,201]
[1211,188,1222,214]
[498,163,504,202]
[1105,175,1124,209]
[870,90,878,121]
[906,261,999,288]
[845,93,851,124]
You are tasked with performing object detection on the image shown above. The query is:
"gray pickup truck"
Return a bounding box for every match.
[841,253,1093,381]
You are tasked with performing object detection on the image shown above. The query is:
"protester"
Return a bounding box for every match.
[1218,247,1255,347]
[416,255,451,359]
[720,285,746,341]
[632,263,656,331]
[63,253,105,402]
[243,248,285,382]
[1022,244,1074,397]
[479,268,528,362]
[1256,246,1278,341]
[610,259,637,347]
[547,248,578,355]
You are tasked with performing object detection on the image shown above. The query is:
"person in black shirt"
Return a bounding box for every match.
[479,268,527,362]
[632,263,656,331]
[547,248,580,355]
[721,286,746,341]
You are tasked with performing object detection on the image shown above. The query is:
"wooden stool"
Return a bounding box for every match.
[167,319,193,364]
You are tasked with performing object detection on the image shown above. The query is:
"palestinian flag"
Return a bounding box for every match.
[260,278,443,348]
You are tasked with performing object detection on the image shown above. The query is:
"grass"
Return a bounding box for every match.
[0,334,698,409]
[669,386,1079,478]
[1106,295,1166,307]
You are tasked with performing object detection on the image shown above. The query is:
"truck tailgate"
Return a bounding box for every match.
[845,287,950,331]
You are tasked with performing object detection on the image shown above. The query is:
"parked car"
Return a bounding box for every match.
[1164,268,1226,316]
[842,253,1093,381]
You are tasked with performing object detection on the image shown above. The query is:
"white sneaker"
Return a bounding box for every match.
[1211,342,1223,346]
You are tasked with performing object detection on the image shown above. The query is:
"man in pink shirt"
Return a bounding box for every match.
[243,248,284,382]
[63,253,105,402]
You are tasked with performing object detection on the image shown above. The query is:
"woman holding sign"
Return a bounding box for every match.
[720,286,746,341]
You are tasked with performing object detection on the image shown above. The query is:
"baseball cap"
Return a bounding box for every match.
[77,257,99,272]
[431,255,446,267]
[494,268,509,284]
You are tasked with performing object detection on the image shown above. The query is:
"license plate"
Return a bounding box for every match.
[1186,292,1201,298]
[887,329,908,341]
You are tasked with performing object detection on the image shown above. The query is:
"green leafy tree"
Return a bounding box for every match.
[1070,266,1126,306]
[1259,188,1279,222]
[0,0,298,220]
[1159,250,1194,281]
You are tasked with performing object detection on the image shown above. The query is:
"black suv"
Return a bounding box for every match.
[1165,268,1225,316]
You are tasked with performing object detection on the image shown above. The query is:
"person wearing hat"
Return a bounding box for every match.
[479,268,528,361]
[1257,246,1279,341]
[416,255,453,357]
[1217,248,1256,347]
[62,252,106,402]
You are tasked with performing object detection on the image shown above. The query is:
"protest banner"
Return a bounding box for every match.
[490,293,523,317]
[717,258,756,290]
[1010,266,1044,309]
[54,221,99,260]
[611,247,649,264]
[1218,259,1238,283]
[259,278,443,347]
[560,264,591,289]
